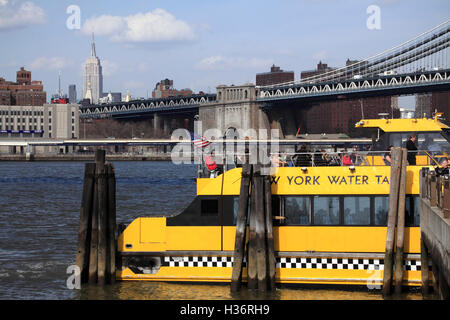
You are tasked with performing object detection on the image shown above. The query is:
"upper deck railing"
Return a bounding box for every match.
[197,150,446,178]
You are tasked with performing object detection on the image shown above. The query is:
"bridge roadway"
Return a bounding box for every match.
[258,69,450,105]
[79,69,450,119]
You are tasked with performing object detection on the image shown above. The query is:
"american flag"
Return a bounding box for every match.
[191,132,211,148]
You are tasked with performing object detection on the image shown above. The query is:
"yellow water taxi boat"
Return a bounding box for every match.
[116,114,450,287]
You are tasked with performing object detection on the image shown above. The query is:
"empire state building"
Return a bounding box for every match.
[83,34,103,104]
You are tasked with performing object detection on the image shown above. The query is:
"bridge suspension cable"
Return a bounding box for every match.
[257,19,450,89]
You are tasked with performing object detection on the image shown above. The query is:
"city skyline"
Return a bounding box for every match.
[0,0,449,107]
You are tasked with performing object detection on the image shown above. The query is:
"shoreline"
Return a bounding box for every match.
[0,154,186,162]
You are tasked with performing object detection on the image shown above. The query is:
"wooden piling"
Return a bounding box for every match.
[77,149,117,286]
[107,164,117,284]
[394,148,407,294]
[264,173,276,291]
[429,171,437,207]
[97,156,108,286]
[75,163,95,283]
[254,168,267,292]
[231,164,252,292]
[383,147,402,296]
[247,165,258,290]
[88,167,99,284]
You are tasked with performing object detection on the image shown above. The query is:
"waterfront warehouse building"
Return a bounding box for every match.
[0,103,79,154]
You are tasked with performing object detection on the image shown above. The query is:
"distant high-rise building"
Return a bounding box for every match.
[69,84,77,103]
[83,34,103,104]
[256,65,294,86]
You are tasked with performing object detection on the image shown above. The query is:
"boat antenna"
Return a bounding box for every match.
[58,71,61,96]
[359,98,364,119]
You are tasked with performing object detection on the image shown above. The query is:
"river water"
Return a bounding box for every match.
[0,161,424,300]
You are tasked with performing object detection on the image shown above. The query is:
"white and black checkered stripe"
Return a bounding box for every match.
[162,256,233,268]
[276,257,384,270]
[161,256,430,270]
[403,259,432,271]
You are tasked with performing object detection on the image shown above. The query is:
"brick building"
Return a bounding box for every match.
[300,61,335,79]
[298,61,399,136]
[152,79,193,99]
[302,96,399,136]
[0,67,46,106]
[256,65,294,86]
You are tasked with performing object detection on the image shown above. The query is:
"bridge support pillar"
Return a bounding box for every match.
[153,114,161,137]
[163,118,170,135]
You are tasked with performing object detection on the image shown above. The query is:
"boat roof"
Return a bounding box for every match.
[355,116,449,132]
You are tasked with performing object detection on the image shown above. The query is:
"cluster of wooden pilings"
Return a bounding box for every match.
[75,150,117,285]
[231,164,276,292]
[420,167,450,300]
[382,147,408,296]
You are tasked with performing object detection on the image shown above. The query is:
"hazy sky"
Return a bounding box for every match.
[0,0,448,104]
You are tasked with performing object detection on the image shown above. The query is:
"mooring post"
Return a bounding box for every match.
[394,148,407,294]
[107,163,117,284]
[429,171,437,207]
[264,171,276,291]
[247,165,258,290]
[88,166,99,284]
[383,147,402,296]
[254,166,267,292]
[231,163,252,292]
[97,152,108,286]
[75,163,95,283]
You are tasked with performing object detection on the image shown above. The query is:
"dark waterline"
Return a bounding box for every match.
[0,161,423,300]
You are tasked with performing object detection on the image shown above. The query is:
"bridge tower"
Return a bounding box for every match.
[199,83,272,137]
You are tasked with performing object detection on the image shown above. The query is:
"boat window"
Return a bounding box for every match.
[201,199,219,216]
[418,132,450,154]
[284,196,311,225]
[405,195,420,227]
[313,196,340,225]
[232,196,281,225]
[375,131,450,154]
[343,197,370,225]
[374,196,389,226]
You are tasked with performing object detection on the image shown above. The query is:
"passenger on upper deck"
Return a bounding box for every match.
[271,153,281,168]
[383,145,394,165]
[434,157,449,177]
[314,149,330,166]
[341,152,354,166]
[280,152,289,167]
[205,151,222,178]
[293,145,312,167]
[406,134,418,165]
